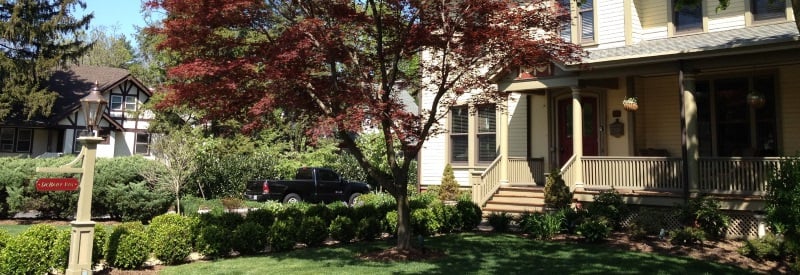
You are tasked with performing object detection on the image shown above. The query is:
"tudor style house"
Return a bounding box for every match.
[0,66,154,158]
[419,0,799,236]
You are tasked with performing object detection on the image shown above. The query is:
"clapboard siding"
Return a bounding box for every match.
[597,0,626,48]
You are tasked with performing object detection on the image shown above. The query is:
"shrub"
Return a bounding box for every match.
[148,213,193,264]
[411,208,441,236]
[738,233,785,261]
[356,217,382,241]
[245,208,275,229]
[221,197,244,210]
[676,196,730,240]
[100,180,173,222]
[326,201,353,221]
[520,211,564,240]
[232,222,267,255]
[670,226,706,246]
[577,217,611,243]
[409,191,438,210]
[305,203,333,224]
[432,202,461,233]
[299,216,329,246]
[586,188,628,230]
[456,199,482,231]
[0,229,11,250]
[385,210,399,234]
[106,222,149,270]
[438,164,461,201]
[0,224,69,275]
[544,170,572,209]
[214,212,246,231]
[329,216,356,243]
[561,207,588,234]
[766,155,800,262]
[487,212,513,233]
[93,223,110,267]
[269,220,297,252]
[196,224,231,258]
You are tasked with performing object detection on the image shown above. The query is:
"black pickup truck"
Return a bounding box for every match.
[244,167,370,205]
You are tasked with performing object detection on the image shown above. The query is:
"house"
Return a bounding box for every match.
[419,0,799,237]
[0,66,154,158]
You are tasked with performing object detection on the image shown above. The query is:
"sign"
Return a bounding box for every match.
[35,178,80,191]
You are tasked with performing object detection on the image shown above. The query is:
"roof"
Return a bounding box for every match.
[48,65,133,121]
[583,21,799,66]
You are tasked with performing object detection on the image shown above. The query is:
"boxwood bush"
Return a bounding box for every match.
[329,215,356,243]
[93,223,110,267]
[0,224,69,275]
[456,199,482,231]
[232,222,267,255]
[412,208,441,236]
[356,217,382,241]
[487,212,513,233]
[245,208,275,229]
[299,216,329,246]
[106,222,149,270]
[148,213,194,264]
[269,219,298,252]
[196,224,231,258]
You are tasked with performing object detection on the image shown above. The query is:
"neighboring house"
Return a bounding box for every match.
[419,0,799,235]
[0,66,154,158]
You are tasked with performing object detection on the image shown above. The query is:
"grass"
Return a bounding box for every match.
[0,224,70,235]
[160,233,751,275]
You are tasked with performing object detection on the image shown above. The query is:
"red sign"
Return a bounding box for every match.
[35,178,80,191]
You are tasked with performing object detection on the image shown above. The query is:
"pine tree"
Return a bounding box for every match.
[439,163,460,201]
[0,0,93,120]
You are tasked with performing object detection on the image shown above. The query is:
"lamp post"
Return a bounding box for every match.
[66,84,107,275]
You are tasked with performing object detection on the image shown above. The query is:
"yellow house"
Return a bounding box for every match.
[419,0,799,236]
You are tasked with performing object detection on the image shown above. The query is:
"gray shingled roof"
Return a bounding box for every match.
[48,65,132,122]
[586,21,799,63]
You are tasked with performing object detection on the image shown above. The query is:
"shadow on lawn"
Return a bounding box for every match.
[263,233,751,274]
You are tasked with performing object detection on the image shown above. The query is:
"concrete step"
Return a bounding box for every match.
[489,196,545,205]
[483,203,545,214]
[495,186,545,197]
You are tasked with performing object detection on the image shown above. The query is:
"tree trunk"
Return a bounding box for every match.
[395,184,412,250]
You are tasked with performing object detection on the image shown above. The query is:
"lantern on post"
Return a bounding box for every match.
[79,83,108,136]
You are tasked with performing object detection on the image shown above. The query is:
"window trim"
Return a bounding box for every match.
[15,129,32,153]
[0,128,16,152]
[110,95,123,111]
[449,106,469,164]
[670,0,706,36]
[476,104,497,163]
[124,96,138,111]
[134,133,151,156]
[747,0,788,25]
[578,0,597,44]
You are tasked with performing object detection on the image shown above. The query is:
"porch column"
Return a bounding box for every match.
[683,73,700,194]
[499,94,510,187]
[571,87,584,189]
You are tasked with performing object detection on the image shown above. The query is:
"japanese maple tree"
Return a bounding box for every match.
[146,0,583,250]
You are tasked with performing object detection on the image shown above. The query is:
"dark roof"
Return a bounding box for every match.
[583,21,799,66]
[48,66,132,121]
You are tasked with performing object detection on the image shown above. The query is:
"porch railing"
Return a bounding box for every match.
[509,157,546,184]
[698,157,781,194]
[472,156,502,206]
[560,155,578,191]
[582,156,684,191]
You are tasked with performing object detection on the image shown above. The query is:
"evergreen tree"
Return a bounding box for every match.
[0,0,93,120]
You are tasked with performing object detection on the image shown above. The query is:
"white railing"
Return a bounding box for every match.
[560,155,578,191]
[472,156,503,206]
[508,157,546,184]
[698,157,781,195]
[582,156,684,191]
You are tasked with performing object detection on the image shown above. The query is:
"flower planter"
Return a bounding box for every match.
[623,101,638,112]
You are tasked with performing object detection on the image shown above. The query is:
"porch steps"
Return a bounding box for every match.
[483,186,547,215]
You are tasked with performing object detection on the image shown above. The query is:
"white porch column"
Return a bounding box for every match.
[499,95,510,187]
[683,73,699,194]
[571,87,584,189]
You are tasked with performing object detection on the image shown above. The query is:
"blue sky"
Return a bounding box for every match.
[77,0,163,40]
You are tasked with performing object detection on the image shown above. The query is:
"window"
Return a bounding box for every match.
[134,133,151,155]
[110,95,123,111]
[558,0,595,44]
[696,75,778,157]
[15,129,31,152]
[450,106,468,163]
[318,170,339,181]
[125,96,137,111]
[578,0,595,43]
[0,128,32,153]
[0,128,14,152]
[673,0,703,33]
[477,105,497,162]
[751,0,785,21]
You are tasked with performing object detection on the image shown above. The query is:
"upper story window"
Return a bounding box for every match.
[751,0,786,21]
[558,0,595,44]
[110,95,138,112]
[673,0,703,34]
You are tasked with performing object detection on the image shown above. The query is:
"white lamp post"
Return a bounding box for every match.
[67,83,107,275]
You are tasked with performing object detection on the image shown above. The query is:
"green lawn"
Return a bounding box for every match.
[0,224,70,235]
[161,233,751,275]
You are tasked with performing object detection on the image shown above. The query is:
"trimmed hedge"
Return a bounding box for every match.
[106,222,150,269]
[0,224,69,275]
[148,213,194,264]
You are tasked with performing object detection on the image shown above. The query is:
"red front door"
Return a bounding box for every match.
[557,97,599,166]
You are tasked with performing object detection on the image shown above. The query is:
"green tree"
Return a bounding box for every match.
[140,128,199,215]
[76,27,136,68]
[0,0,93,120]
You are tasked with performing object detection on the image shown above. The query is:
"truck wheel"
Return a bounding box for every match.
[283,193,302,204]
[348,193,363,207]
